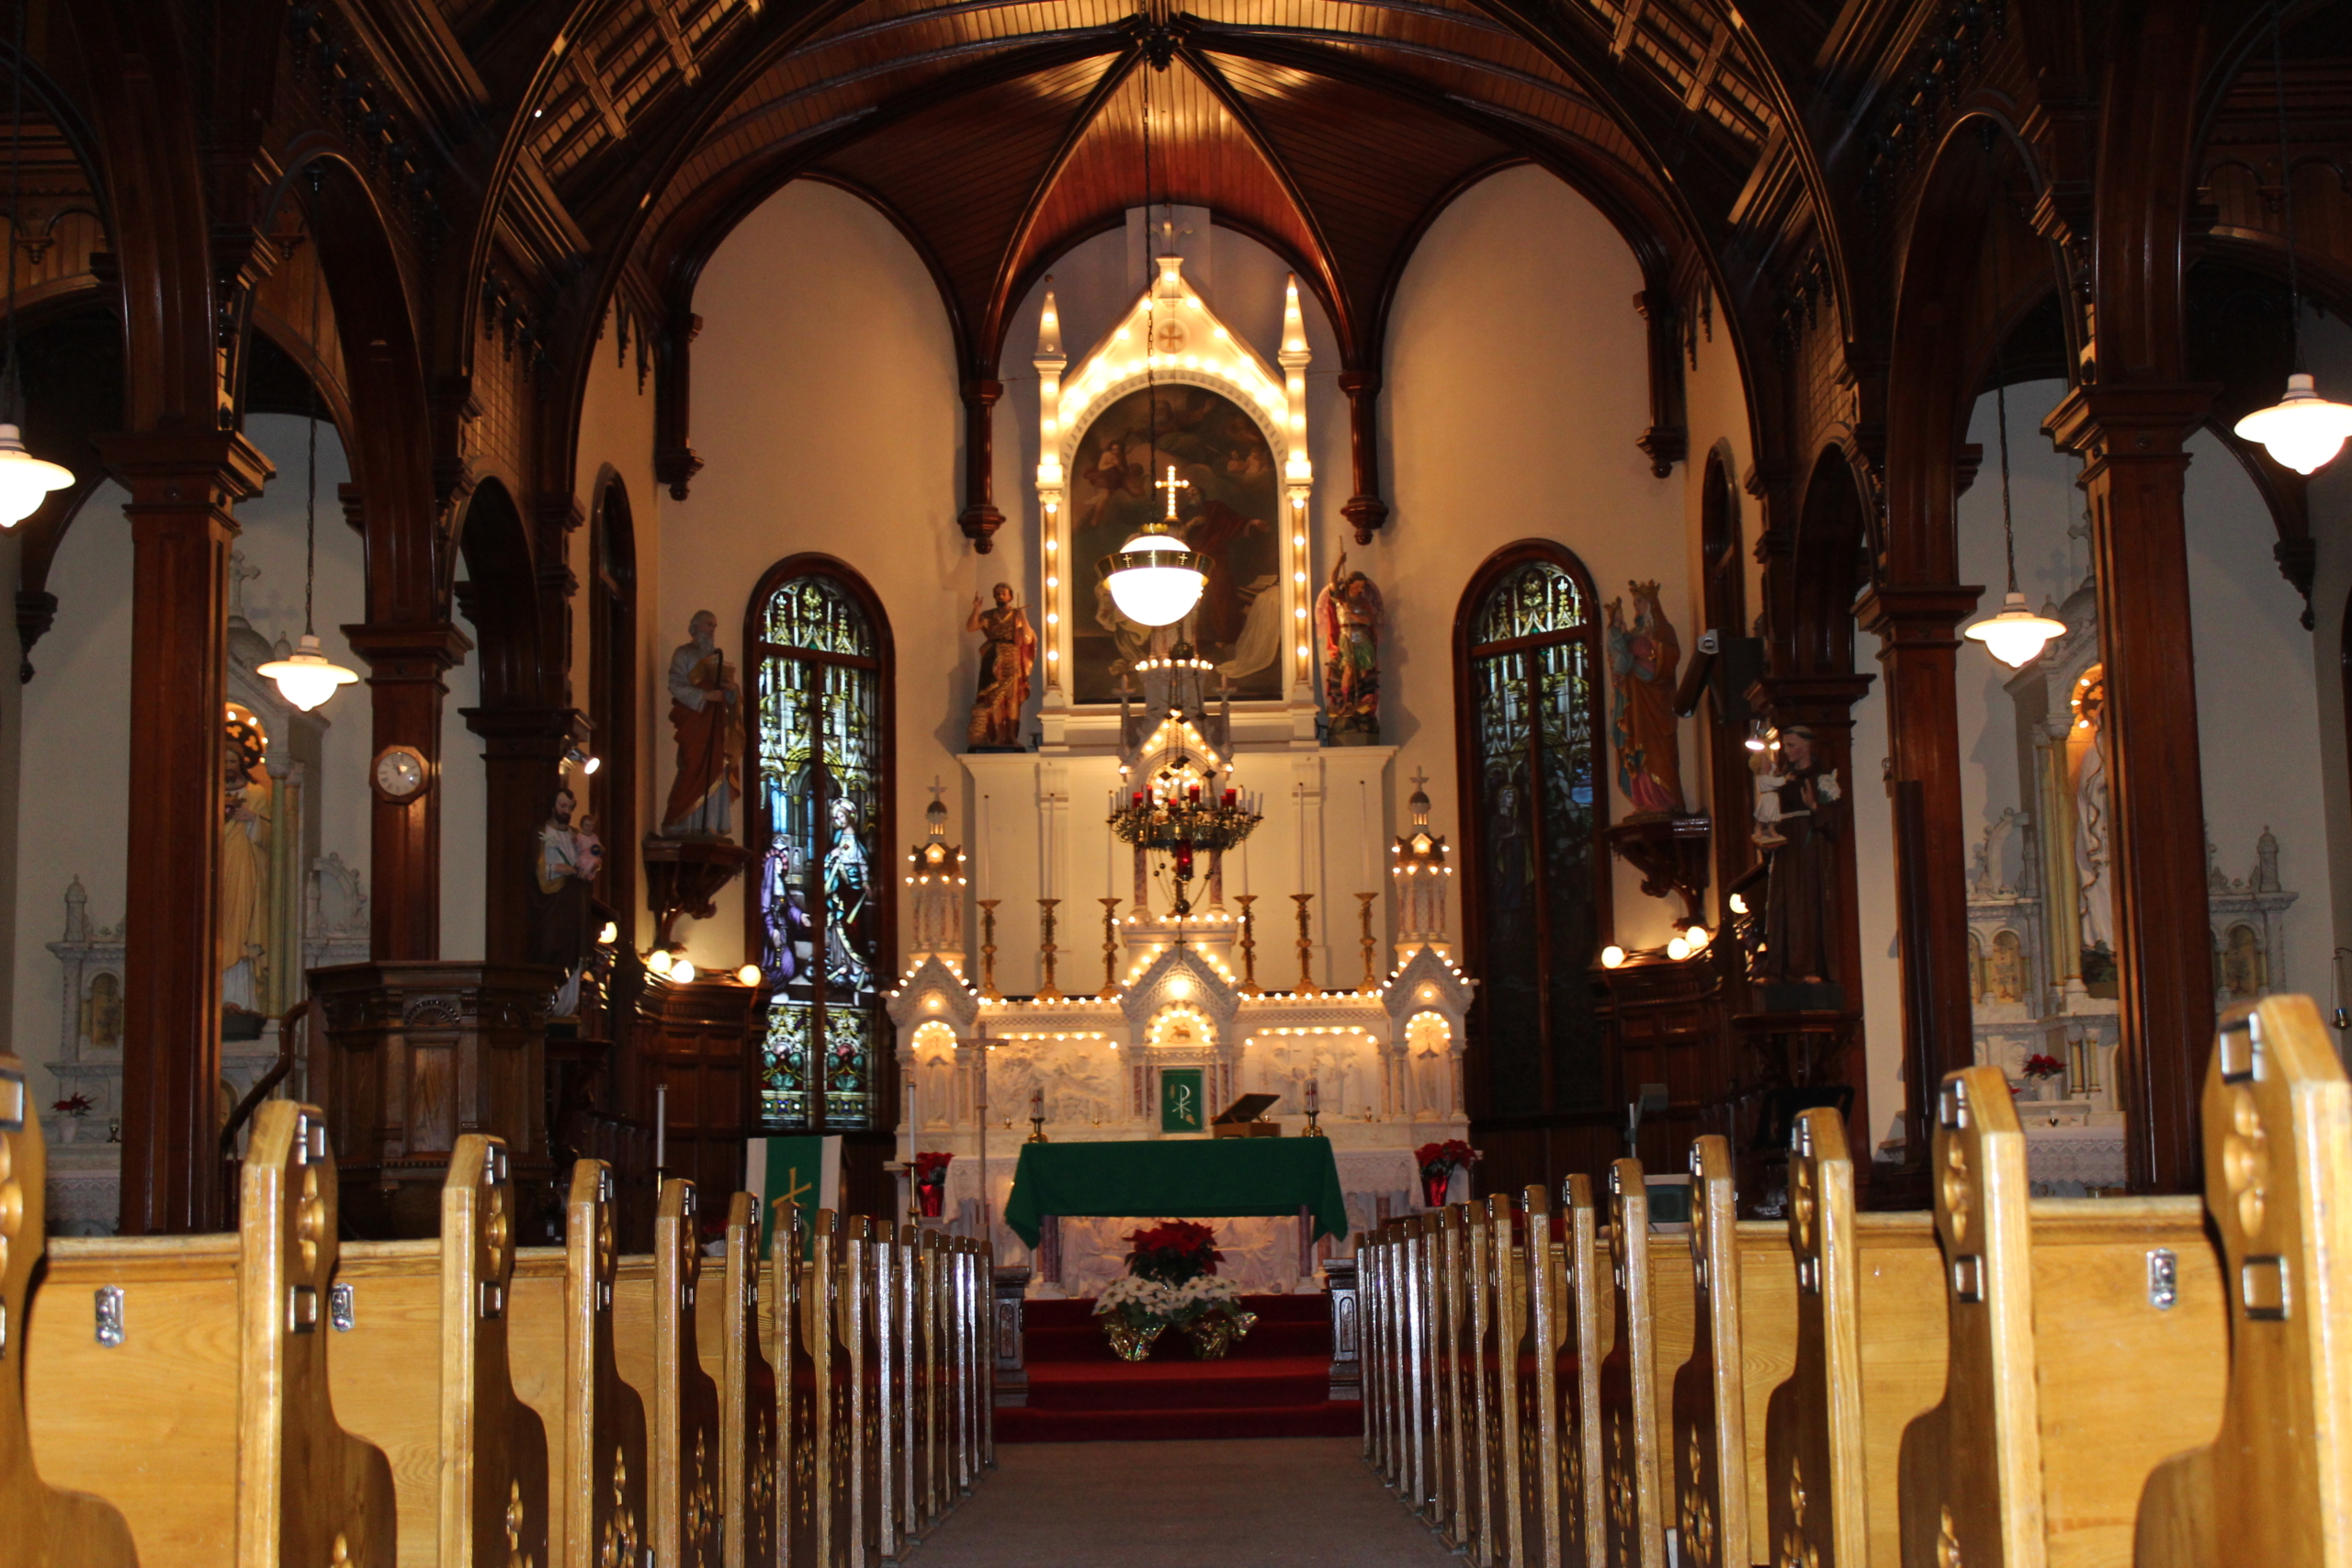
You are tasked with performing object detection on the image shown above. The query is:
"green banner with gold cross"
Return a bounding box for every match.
[747,1135,840,1258]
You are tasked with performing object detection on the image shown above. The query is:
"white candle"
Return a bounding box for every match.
[1306,1077,1319,1114]
[1031,1087,1044,1121]
[654,1083,666,1169]
[980,794,991,891]
[1359,779,1373,887]
[1107,792,1115,897]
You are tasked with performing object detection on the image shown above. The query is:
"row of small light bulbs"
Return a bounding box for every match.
[1599,919,1714,970]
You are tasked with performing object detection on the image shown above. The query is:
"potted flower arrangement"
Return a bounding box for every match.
[52,1091,93,1144]
[912,1151,953,1218]
[1415,1139,1477,1208]
[1091,1219,1259,1361]
[2018,1054,2065,1100]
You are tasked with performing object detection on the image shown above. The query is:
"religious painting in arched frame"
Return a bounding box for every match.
[1067,385,1285,703]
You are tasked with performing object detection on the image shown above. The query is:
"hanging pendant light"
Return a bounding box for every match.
[0,2,70,528]
[1102,58,1205,629]
[2234,0,2352,474]
[1962,367,2065,669]
[257,234,359,711]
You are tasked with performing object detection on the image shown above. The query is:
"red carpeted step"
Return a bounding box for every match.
[1024,1358,1331,1412]
[996,1400,1363,1443]
[1022,1293,1335,1363]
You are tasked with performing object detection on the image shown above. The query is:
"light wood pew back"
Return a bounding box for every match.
[1898,1066,2225,1568]
[775,1209,819,1568]
[1600,1159,1668,1568]
[842,1216,888,1567]
[1532,1174,1609,1568]
[29,1098,399,1568]
[808,1211,855,1568]
[334,1134,550,1568]
[694,1192,777,1568]
[2137,994,2352,1568]
[0,1052,138,1568]
[889,1224,922,1549]
[1474,1195,1521,1568]
[1762,1105,1944,1568]
[1435,1202,1469,1547]
[911,1227,944,1529]
[612,1178,725,1568]
[1670,1134,1798,1568]
[507,1160,649,1568]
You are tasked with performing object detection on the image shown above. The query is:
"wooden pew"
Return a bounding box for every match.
[1670,1134,1798,1568]
[1600,1159,1669,1568]
[1475,1192,1525,1568]
[1523,1174,1608,1568]
[1761,1106,1943,1568]
[888,1225,922,1551]
[612,1178,725,1567]
[841,1215,886,1568]
[0,1052,139,1568]
[507,1159,650,1568]
[1435,1202,1471,1548]
[1409,1212,1442,1518]
[1362,1226,1392,1487]
[975,1235,996,1471]
[911,1228,944,1532]
[808,1210,856,1568]
[2136,994,2352,1568]
[1898,1065,2225,1568]
[28,1099,398,1568]
[935,1234,967,1506]
[693,1192,777,1568]
[332,1133,551,1568]
[775,1208,820,1568]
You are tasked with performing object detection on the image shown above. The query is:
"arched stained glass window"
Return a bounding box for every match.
[747,562,893,1132]
[1457,547,1607,1118]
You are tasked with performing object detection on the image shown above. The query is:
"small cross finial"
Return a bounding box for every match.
[1156,464,1191,521]
[1409,767,1430,794]
[929,775,946,808]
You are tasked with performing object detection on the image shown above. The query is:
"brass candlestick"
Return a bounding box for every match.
[1234,894,1262,996]
[1099,897,1123,998]
[1035,897,1064,1000]
[1302,1107,1325,1139]
[1026,1116,1047,1145]
[1357,891,1381,989]
[1292,893,1317,994]
[978,900,1001,998]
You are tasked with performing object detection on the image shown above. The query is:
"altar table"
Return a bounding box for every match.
[1001,1138,1351,1248]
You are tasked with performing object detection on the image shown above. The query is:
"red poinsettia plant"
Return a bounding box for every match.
[52,1092,93,1118]
[1125,1220,1223,1286]
[2020,1054,2065,1081]
[913,1151,954,1183]
[1416,1139,1478,1180]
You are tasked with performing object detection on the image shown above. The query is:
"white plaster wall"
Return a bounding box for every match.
[9,414,370,1102]
[1379,163,1692,954]
[660,179,966,971]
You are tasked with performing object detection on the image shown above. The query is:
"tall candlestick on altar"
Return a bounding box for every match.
[1100,897,1122,998]
[1035,897,1063,1000]
[1235,894,1262,996]
[978,900,1001,998]
[1293,893,1317,994]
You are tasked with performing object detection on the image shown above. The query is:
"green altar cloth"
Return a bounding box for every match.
[1000,1138,1351,1248]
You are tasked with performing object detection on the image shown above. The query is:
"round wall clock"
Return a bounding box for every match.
[371,743,430,803]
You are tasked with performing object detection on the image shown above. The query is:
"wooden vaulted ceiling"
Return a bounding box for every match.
[516,0,1788,373]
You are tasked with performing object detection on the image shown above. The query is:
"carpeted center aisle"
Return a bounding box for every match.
[908,1438,1455,1566]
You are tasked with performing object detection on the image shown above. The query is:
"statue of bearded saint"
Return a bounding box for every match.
[965,582,1037,750]
[661,609,742,837]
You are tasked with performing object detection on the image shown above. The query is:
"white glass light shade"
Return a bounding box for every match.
[1667,936,1690,961]
[0,424,73,526]
[646,949,675,976]
[1105,531,1206,626]
[254,633,361,711]
[670,958,697,984]
[1600,944,1627,969]
[2235,373,2352,474]
[736,964,761,987]
[1683,924,1712,951]
[1962,592,2067,670]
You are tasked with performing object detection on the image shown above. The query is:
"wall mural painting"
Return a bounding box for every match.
[1069,384,1284,702]
[752,572,885,1132]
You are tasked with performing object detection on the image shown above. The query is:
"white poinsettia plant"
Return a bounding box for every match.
[1091,1268,1247,1329]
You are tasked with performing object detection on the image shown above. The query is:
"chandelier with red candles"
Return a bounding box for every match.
[1108,750,1261,918]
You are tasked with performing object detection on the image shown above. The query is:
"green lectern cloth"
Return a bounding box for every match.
[1001,1138,1351,1248]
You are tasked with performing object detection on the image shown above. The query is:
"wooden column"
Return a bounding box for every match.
[344,623,473,961]
[97,429,273,1235]
[1854,583,1981,1168]
[1752,671,1874,1153]
[2044,383,2217,1192]
[1336,371,1388,543]
[958,378,1005,552]
[461,705,581,964]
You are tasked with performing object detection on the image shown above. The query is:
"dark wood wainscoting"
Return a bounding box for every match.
[635,974,763,1214]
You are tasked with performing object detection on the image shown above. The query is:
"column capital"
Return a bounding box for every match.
[458,703,580,750]
[343,621,474,680]
[2041,382,2218,459]
[1752,672,1874,731]
[1854,582,1984,645]
[93,429,273,510]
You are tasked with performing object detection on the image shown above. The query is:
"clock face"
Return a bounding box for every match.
[374,746,426,800]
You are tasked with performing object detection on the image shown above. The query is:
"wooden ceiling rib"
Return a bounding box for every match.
[625,0,1746,368]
